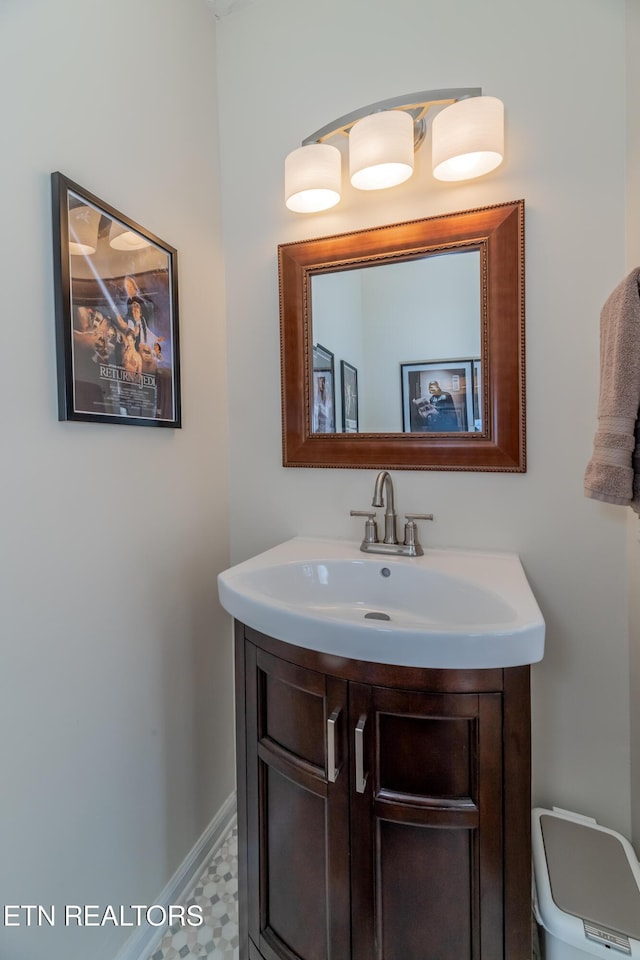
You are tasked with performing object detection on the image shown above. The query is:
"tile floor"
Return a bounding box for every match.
[146,818,541,960]
[148,822,239,960]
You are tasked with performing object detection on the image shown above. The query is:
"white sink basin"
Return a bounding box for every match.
[217,537,545,669]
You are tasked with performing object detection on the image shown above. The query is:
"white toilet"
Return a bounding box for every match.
[532,807,640,959]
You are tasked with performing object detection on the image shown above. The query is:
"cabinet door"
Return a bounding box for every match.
[245,643,350,960]
[349,683,503,960]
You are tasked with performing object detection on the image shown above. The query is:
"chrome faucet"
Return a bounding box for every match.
[350,471,434,557]
[372,470,398,544]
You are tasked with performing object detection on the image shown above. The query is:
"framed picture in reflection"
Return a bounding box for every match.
[401,359,474,433]
[472,360,483,431]
[312,343,335,433]
[340,360,359,433]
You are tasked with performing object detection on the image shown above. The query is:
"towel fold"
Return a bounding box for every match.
[584,268,640,515]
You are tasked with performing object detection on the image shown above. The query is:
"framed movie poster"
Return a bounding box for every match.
[51,172,181,427]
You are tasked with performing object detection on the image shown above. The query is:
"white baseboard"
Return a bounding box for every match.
[112,791,237,960]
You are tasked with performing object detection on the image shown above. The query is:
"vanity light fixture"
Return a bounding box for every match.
[68,204,100,255]
[109,220,151,251]
[284,88,504,213]
[349,109,415,191]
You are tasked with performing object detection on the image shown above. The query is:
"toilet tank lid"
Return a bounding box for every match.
[533,807,640,942]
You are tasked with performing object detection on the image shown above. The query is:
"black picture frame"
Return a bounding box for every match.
[340,360,359,433]
[312,343,335,433]
[51,172,181,428]
[472,359,483,431]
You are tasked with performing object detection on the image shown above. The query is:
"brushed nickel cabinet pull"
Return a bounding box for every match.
[327,707,341,782]
[355,714,368,794]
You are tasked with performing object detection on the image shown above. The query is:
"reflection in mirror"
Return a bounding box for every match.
[311,250,481,434]
[400,357,480,433]
[278,200,525,471]
[312,343,335,432]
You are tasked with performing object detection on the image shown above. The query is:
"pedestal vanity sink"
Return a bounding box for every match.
[218,536,545,960]
[218,536,544,670]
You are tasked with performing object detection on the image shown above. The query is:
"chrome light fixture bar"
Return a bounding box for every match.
[285,87,504,214]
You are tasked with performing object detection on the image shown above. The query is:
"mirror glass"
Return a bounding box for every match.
[279,200,525,472]
[311,250,481,434]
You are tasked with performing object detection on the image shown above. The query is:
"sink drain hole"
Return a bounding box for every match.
[364,611,391,621]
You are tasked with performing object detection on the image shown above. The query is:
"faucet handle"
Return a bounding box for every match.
[350,509,379,544]
[403,513,434,555]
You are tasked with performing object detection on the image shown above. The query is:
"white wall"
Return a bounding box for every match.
[216,0,632,836]
[626,0,640,848]
[0,3,233,960]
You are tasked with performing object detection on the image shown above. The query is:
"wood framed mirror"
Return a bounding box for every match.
[279,199,525,471]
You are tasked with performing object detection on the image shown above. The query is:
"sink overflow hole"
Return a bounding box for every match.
[380,567,391,578]
[365,611,391,621]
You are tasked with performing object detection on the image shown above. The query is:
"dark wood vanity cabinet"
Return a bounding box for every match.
[235,623,532,960]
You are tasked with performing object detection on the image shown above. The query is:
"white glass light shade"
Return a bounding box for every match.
[68,204,100,255]
[432,96,504,182]
[285,143,341,213]
[109,220,150,250]
[349,110,414,191]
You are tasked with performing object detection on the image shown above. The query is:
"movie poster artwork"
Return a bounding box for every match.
[52,173,181,428]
